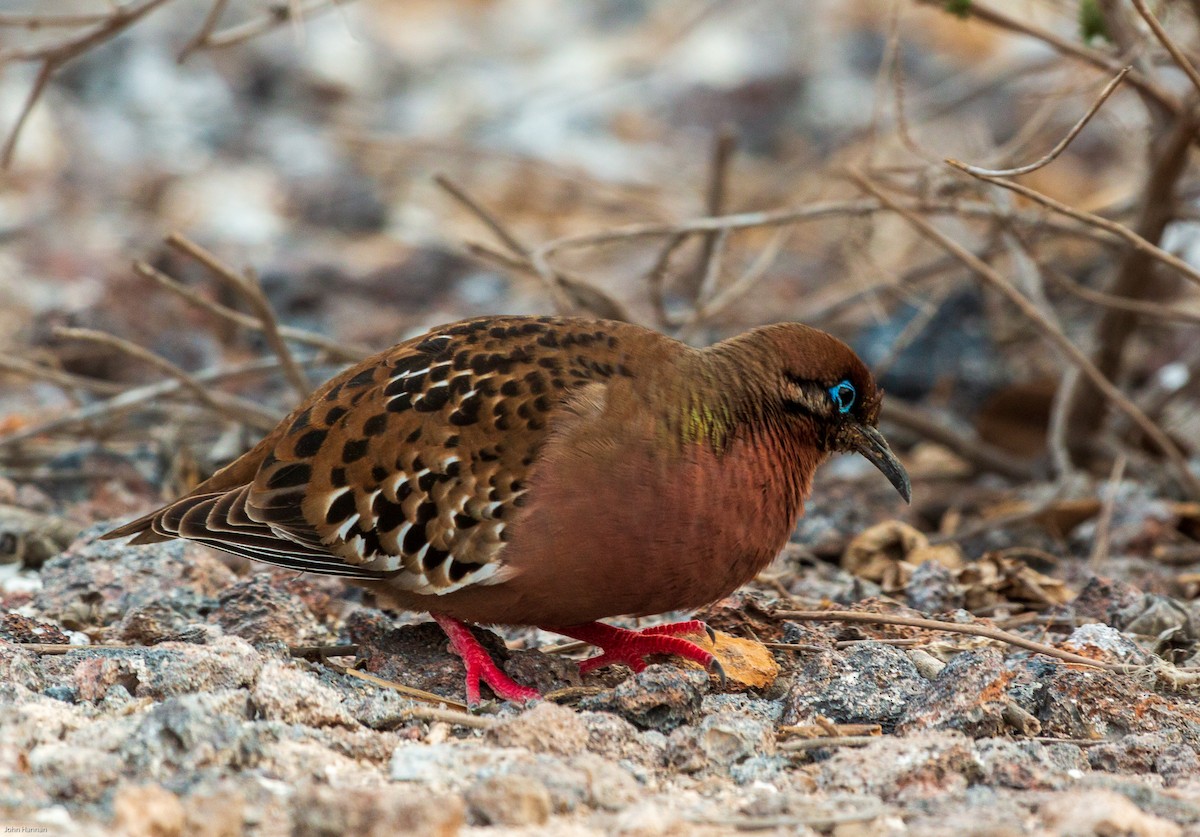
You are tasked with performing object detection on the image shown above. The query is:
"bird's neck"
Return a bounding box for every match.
[665,340,822,532]
[659,339,776,449]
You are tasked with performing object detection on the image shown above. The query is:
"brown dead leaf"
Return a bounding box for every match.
[678,628,779,691]
[842,521,964,593]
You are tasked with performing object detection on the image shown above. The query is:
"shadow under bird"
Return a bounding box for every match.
[104,315,911,704]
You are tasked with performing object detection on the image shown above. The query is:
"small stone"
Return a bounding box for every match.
[897,650,1012,737]
[487,700,588,756]
[1063,623,1147,664]
[112,783,186,837]
[211,574,321,646]
[782,642,926,729]
[578,664,706,732]
[466,773,551,826]
[250,659,355,727]
[1039,788,1181,837]
[291,783,464,837]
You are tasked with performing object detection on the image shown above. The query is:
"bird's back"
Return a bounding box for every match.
[104,315,677,597]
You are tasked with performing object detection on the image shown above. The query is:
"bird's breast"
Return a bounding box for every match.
[453,427,817,626]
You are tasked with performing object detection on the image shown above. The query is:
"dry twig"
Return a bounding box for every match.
[852,172,1200,498]
[952,67,1130,178]
[776,609,1128,672]
[0,0,173,167]
[165,233,312,399]
[51,326,280,431]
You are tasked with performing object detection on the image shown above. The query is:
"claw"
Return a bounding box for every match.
[704,622,717,643]
[708,656,727,690]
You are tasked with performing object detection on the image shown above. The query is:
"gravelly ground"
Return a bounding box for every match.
[3,511,1200,835]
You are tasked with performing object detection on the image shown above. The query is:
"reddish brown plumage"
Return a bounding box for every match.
[105,314,907,701]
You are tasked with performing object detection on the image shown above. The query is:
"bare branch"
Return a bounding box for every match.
[0,0,174,168]
[164,234,312,399]
[1130,0,1200,99]
[776,609,1129,672]
[0,357,296,449]
[132,260,371,362]
[851,171,1200,497]
[953,67,1130,178]
[945,161,1200,290]
[913,0,1178,117]
[51,326,279,430]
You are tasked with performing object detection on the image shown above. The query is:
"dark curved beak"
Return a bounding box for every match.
[847,423,911,503]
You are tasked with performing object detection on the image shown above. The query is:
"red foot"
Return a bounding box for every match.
[546,620,724,684]
[431,614,540,706]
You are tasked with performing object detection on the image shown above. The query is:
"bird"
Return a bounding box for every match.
[104,315,910,705]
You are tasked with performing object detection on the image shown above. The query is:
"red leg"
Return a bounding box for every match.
[431,614,540,706]
[545,620,724,683]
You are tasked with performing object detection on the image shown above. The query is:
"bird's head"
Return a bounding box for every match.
[725,322,911,503]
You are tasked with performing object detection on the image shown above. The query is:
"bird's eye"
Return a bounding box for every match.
[828,380,855,414]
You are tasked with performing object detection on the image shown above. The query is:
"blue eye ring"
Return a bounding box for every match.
[829,380,856,414]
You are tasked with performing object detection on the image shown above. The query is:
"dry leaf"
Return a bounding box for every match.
[678,628,779,691]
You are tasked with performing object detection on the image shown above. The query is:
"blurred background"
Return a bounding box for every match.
[2,0,1200,584]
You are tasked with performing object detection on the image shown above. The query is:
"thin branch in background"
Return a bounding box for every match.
[132,259,371,361]
[953,67,1130,178]
[50,327,279,431]
[1046,367,1080,481]
[0,357,127,397]
[690,228,729,325]
[913,0,1177,118]
[1090,453,1127,569]
[164,233,312,399]
[0,13,117,28]
[881,397,1035,481]
[677,227,790,342]
[0,0,174,168]
[645,232,689,330]
[0,357,295,450]
[685,126,738,302]
[1045,266,1200,326]
[944,163,1200,292]
[434,173,576,314]
[177,0,230,63]
[851,171,1200,498]
[194,0,354,52]
[1129,0,1200,99]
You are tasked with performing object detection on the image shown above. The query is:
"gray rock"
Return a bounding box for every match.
[782,642,927,729]
[466,773,551,826]
[578,664,706,732]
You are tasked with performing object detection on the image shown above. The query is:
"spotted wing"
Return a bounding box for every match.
[106,316,637,594]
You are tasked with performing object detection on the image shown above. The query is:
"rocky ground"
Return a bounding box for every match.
[3,487,1200,835]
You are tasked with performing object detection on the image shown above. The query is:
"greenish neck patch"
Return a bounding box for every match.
[678,398,736,451]
[664,345,773,454]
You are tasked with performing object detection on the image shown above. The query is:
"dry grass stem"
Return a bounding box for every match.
[51,326,279,431]
[198,0,356,51]
[1129,0,1200,98]
[0,0,174,167]
[952,67,1130,177]
[881,398,1035,481]
[0,356,294,449]
[852,172,1200,498]
[132,260,370,362]
[914,0,1176,115]
[322,659,471,711]
[165,233,312,398]
[0,357,127,397]
[947,162,1200,291]
[1089,454,1127,568]
[776,609,1128,672]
